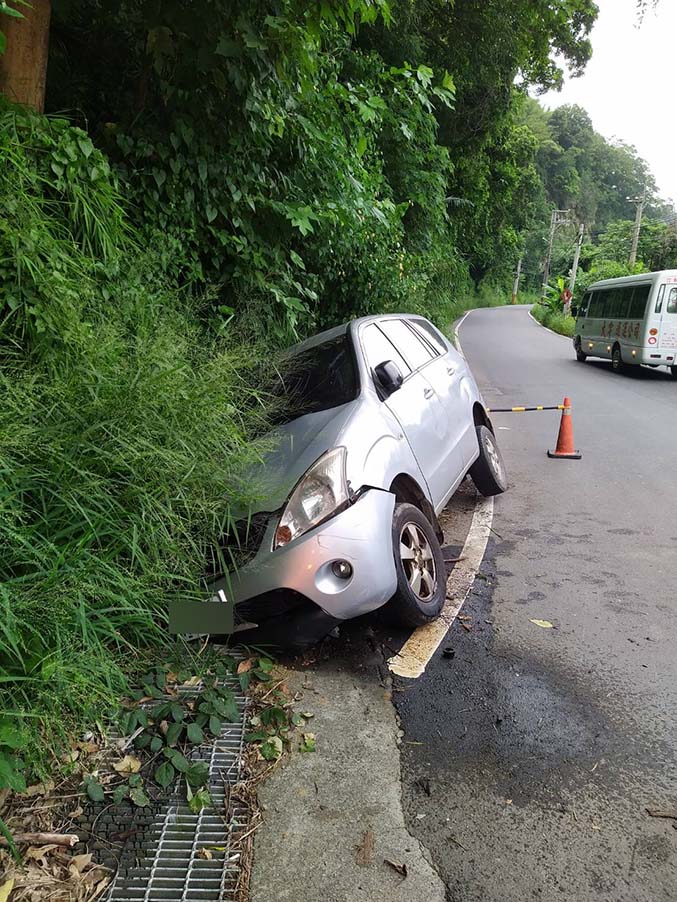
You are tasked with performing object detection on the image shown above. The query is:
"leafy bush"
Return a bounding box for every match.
[0,100,267,777]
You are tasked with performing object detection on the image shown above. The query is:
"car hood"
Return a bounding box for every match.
[246,400,360,515]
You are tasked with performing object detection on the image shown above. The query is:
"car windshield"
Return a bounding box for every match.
[271,334,358,424]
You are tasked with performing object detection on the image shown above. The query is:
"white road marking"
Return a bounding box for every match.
[452,310,471,356]
[388,495,494,679]
[527,307,572,340]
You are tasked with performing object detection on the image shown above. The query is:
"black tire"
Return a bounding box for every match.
[389,502,445,628]
[671,366,677,379]
[574,338,587,362]
[611,345,626,374]
[469,425,508,496]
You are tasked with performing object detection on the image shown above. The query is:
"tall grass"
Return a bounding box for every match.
[530,301,576,337]
[0,100,267,775]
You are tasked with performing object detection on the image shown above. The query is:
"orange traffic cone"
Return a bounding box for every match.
[547,397,581,459]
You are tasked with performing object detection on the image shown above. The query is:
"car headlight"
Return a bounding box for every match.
[274,447,349,549]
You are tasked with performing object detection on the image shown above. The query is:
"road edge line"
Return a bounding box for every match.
[527,307,572,341]
[452,309,471,356]
[388,494,494,679]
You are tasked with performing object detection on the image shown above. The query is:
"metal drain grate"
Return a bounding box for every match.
[106,670,249,902]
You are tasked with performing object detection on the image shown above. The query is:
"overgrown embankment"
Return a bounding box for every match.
[0,101,268,791]
[531,301,576,337]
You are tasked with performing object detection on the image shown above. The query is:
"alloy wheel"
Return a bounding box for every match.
[399,522,437,600]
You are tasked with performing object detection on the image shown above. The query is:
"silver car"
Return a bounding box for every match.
[212,314,506,646]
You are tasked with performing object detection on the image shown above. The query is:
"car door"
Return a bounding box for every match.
[407,318,477,467]
[361,320,463,507]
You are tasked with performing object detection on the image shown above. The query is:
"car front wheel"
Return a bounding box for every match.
[469,425,507,496]
[389,502,445,628]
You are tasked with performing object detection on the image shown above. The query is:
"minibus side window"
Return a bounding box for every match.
[667,287,677,314]
[588,291,604,317]
[655,284,665,313]
[629,285,650,318]
[580,292,591,317]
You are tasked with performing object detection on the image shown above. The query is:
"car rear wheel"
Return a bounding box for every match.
[389,502,445,627]
[671,366,677,379]
[469,425,507,496]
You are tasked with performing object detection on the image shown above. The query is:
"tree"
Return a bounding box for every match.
[0,0,51,111]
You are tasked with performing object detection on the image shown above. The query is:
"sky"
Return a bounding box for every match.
[539,0,676,204]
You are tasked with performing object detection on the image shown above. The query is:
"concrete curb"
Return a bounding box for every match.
[250,665,445,902]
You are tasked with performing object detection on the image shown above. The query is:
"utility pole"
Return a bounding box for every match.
[541,209,570,300]
[566,222,585,316]
[511,256,522,305]
[628,190,646,268]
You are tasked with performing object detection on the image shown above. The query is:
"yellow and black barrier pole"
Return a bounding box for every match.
[485,404,565,413]
[485,397,582,459]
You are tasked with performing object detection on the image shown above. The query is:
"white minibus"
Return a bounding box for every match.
[573,270,677,377]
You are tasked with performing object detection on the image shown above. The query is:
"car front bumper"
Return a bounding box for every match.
[212,488,398,621]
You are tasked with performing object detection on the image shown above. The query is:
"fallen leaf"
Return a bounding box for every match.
[237,658,254,674]
[113,755,141,775]
[460,621,472,632]
[67,805,84,819]
[196,847,213,860]
[22,780,56,797]
[356,829,374,866]
[384,858,408,878]
[458,614,471,621]
[69,852,92,875]
[300,732,316,753]
[530,619,554,629]
[646,808,677,820]
[0,879,14,902]
[181,675,202,688]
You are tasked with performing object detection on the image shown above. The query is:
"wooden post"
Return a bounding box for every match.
[0,0,51,112]
[511,256,522,305]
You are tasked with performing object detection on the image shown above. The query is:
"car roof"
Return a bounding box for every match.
[287,313,428,355]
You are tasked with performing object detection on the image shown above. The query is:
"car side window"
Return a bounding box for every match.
[361,324,411,378]
[409,319,447,356]
[379,319,434,370]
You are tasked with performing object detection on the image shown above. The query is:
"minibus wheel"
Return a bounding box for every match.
[671,366,677,379]
[611,345,626,374]
[574,338,586,362]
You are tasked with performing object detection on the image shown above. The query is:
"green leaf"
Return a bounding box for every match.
[186,722,204,744]
[130,785,150,807]
[154,761,175,789]
[166,722,183,747]
[206,204,217,223]
[112,784,129,804]
[208,715,222,737]
[77,135,94,158]
[291,713,306,728]
[170,703,185,723]
[260,736,283,761]
[84,776,105,803]
[356,134,367,158]
[150,735,163,753]
[164,748,190,773]
[257,657,274,673]
[185,762,209,788]
[0,721,25,750]
[187,787,211,814]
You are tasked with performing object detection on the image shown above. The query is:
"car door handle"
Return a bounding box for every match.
[447,366,456,376]
[423,387,434,399]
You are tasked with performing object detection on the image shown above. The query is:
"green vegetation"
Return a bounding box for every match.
[1,0,674,805]
[531,301,576,338]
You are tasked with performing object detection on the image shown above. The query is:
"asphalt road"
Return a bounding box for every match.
[395,306,677,901]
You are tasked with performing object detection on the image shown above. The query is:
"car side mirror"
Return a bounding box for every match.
[374,360,404,397]
[571,304,579,318]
